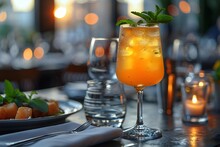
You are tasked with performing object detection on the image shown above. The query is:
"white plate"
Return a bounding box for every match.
[0,100,82,134]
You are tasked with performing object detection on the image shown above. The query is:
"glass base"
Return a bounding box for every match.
[85,115,124,128]
[182,115,208,124]
[122,124,162,142]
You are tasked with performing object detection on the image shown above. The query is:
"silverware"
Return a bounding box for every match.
[4,121,91,146]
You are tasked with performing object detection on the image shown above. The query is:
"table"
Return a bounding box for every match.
[37,87,220,147]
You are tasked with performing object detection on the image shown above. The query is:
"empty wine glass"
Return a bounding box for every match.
[85,38,126,127]
[87,38,119,81]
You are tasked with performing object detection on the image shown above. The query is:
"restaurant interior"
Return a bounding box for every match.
[0,0,219,91]
[0,0,220,146]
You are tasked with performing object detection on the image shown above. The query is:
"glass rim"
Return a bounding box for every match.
[120,23,159,28]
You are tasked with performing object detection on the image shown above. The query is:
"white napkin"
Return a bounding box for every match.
[0,122,122,147]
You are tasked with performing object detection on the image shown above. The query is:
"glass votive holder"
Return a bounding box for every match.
[181,82,209,124]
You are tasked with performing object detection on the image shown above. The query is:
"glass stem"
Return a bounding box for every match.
[136,90,144,126]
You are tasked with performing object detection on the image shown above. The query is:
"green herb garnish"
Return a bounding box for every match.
[213,60,220,81]
[116,5,173,27]
[0,80,48,112]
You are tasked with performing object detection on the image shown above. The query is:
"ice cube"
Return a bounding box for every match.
[150,47,162,57]
[122,58,133,69]
[139,38,149,46]
[153,49,162,57]
[129,37,149,47]
[139,48,151,59]
[119,47,133,56]
[133,29,145,36]
[117,57,133,70]
[148,31,159,37]
[121,28,132,37]
[148,38,160,46]
[129,39,135,47]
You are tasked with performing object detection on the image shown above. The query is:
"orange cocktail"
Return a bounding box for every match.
[116,24,164,88]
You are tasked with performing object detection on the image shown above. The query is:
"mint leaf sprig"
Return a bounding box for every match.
[213,60,220,81]
[116,5,173,27]
[0,80,48,112]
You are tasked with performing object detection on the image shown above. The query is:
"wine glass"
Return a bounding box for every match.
[88,37,119,81]
[116,24,164,141]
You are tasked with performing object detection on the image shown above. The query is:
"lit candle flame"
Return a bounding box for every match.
[192,95,198,104]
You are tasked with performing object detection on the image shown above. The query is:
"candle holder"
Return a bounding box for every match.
[181,82,209,124]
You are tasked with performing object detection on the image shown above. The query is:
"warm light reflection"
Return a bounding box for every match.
[34,47,44,59]
[95,46,105,57]
[23,48,33,61]
[84,13,99,25]
[192,95,198,104]
[167,4,179,16]
[54,6,67,19]
[127,0,143,18]
[167,74,175,115]
[199,71,205,78]
[11,0,34,12]
[179,1,191,14]
[188,127,203,147]
[0,11,7,22]
[199,82,204,87]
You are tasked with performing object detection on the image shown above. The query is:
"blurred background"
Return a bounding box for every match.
[0,0,219,92]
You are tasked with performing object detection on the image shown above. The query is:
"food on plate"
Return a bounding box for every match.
[0,80,62,120]
[47,100,60,116]
[3,103,18,119]
[15,107,32,119]
[32,100,60,118]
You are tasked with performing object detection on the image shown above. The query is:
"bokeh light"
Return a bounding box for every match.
[11,0,34,12]
[84,13,99,25]
[167,4,179,16]
[0,11,7,22]
[54,6,67,19]
[95,46,105,57]
[23,48,33,61]
[179,0,191,14]
[34,47,44,59]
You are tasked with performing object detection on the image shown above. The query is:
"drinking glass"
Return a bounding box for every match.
[116,24,164,141]
[88,38,119,81]
[86,38,126,127]
[84,80,126,127]
[181,82,209,124]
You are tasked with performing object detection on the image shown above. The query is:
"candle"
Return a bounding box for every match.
[184,95,206,116]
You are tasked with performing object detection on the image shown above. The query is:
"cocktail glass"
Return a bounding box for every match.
[116,24,164,141]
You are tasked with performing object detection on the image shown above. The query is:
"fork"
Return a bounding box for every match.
[4,121,91,146]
